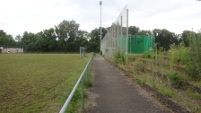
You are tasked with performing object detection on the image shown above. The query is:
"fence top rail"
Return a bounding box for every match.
[59,56,93,113]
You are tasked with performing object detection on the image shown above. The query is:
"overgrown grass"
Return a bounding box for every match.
[186,88,201,100]
[0,54,90,113]
[142,50,154,59]
[113,51,201,112]
[150,76,174,98]
[113,50,126,65]
[169,73,187,89]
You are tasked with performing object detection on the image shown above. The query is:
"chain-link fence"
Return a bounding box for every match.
[101,6,128,58]
[101,6,155,57]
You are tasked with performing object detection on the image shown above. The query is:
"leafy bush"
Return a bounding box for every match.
[177,43,190,64]
[113,50,126,65]
[143,50,154,59]
[186,33,201,80]
[169,73,187,89]
[168,43,190,65]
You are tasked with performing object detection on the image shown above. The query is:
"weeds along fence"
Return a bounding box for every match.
[101,6,128,58]
[59,55,94,113]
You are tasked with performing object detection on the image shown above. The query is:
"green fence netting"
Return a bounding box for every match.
[117,35,155,54]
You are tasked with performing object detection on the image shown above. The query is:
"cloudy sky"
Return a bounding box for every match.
[0,0,201,37]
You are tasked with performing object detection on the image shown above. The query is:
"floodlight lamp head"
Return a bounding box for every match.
[100,1,102,5]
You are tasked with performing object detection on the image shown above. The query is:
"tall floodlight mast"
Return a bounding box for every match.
[99,1,102,53]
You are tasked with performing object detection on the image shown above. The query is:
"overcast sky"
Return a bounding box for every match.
[0,0,201,37]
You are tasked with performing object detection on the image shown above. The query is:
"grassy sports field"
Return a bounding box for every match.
[0,54,90,113]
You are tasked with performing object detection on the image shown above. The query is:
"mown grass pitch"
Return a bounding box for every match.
[0,54,90,113]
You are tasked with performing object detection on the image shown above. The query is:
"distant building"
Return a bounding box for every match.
[0,47,23,53]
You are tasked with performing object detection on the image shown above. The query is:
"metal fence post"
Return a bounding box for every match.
[86,66,88,83]
[87,65,89,82]
[82,76,84,113]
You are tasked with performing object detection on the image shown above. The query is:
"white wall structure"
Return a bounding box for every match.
[1,48,23,53]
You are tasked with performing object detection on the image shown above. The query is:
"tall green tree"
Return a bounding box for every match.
[88,27,107,52]
[138,30,151,35]
[55,20,80,51]
[0,30,16,47]
[68,30,89,52]
[21,31,38,51]
[181,30,196,47]
[186,32,201,80]
[15,35,22,42]
[153,29,179,50]
[38,28,58,52]
[129,26,140,35]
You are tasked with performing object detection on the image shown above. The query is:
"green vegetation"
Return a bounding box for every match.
[114,31,201,112]
[0,20,108,53]
[142,50,154,59]
[186,88,201,100]
[169,73,187,89]
[186,33,201,80]
[113,50,126,65]
[85,58,94,88]
[152,80,173,98]
[0,54,91,113]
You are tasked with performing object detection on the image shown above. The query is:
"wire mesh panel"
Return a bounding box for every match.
[101,6,128,58]
[101,6,155,57]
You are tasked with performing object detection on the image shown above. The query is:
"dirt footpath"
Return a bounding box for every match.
[87,55,172,113]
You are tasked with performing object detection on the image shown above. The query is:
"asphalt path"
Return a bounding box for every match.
[87,55,172,113]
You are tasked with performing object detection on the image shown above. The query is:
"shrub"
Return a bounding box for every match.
[169,73,187,89]
[143,50,154,59]
[113,50,126,65]
[168,43,190,65]
[186,33,201,80]
[178,43,190,64]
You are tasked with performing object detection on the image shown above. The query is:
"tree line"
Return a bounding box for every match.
[0,20,106,53]
[0,20,199,52]
[128,26,200,51]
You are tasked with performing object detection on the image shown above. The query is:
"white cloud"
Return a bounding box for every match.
[0,0,201,37]
[129,0,201,34]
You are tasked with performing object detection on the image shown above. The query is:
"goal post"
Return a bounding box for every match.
[80,47,86,58]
